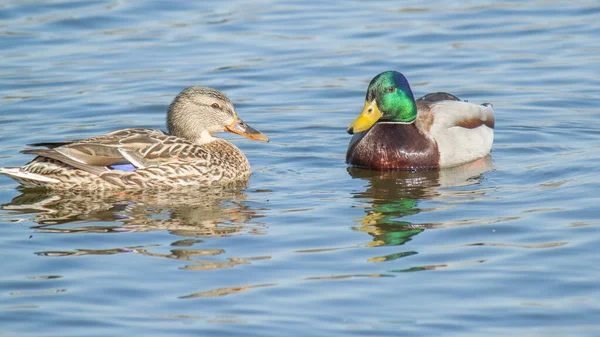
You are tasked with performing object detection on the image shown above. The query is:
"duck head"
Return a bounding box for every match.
[167,86,269,143]
[347,71,418,135]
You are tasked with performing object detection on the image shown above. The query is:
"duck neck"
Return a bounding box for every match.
[193,130,217,144]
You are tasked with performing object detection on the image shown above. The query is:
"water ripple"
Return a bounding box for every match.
[1,0,599,336]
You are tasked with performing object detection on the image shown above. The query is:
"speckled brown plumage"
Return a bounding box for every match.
[0,86,268,190]
[13,129,251,189]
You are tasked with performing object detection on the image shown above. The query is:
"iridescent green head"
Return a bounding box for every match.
[347,71,417,134]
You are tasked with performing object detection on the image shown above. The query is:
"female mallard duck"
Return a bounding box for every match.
[0,86,269,190]
[346,71,494,170]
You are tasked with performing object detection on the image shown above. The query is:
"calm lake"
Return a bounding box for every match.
[1,1,599,336]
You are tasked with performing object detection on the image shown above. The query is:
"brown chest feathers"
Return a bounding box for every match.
[346,123,439,170]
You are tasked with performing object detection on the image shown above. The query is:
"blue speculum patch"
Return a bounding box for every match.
[108,164,137,172]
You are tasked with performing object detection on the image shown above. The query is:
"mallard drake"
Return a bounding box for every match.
[346,71,494,170]
[0,86,269,190]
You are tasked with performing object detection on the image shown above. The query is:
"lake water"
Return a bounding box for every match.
[1,1,599,336]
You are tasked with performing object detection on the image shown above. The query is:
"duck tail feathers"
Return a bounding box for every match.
[0,167,61,185]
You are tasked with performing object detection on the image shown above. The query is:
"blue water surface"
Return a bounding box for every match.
[1,1,599,336]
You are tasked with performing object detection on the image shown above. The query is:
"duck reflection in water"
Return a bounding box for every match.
[2,180,269,270]
[348,156,493,263]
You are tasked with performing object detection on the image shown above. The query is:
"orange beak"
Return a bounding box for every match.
[225,116,269,142]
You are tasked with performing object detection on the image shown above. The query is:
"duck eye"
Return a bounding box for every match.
[387,86,395,93]
[211,103,220,109]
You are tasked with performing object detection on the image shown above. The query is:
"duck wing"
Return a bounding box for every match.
[21,128,181,175]
[416,92,494,130]
[415,92,495,168]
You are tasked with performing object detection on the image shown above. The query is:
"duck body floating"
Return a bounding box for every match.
[346,71,494,170]
[0,87,268,190]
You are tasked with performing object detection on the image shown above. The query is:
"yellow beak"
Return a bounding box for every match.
[346,100,382,134]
